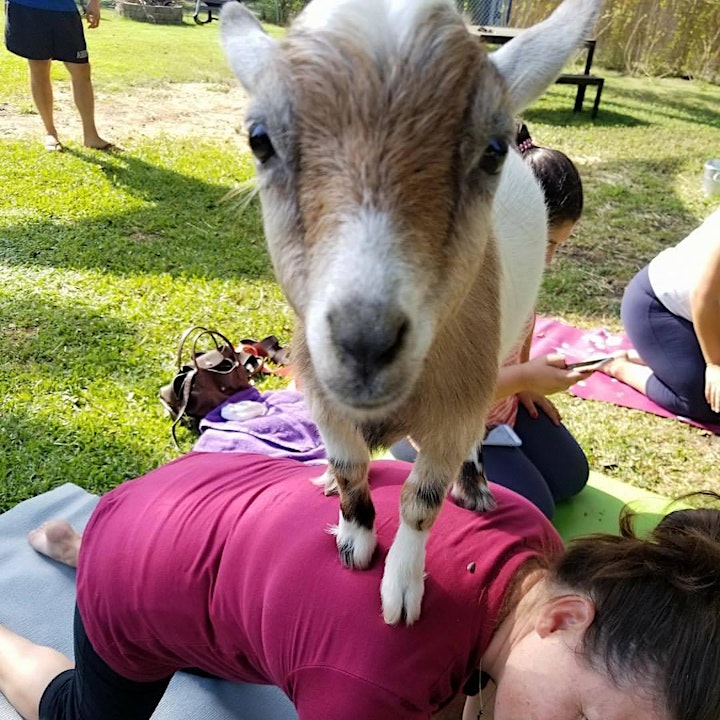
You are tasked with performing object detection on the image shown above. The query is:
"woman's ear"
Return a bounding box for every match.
[536,595,595,638]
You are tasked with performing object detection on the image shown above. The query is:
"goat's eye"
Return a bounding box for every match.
[479,137,508,175]
[248,123,275,163]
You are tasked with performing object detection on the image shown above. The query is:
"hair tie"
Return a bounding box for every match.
[517,138,534,154]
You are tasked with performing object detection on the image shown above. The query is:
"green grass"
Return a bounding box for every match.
[0,137,293,509]
[1,12,719,510]
[0,5,285,101]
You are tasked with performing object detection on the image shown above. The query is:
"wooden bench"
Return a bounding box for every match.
[470,26,605,119]
[555,73,605,119]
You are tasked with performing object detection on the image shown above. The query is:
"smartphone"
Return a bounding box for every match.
[566,355,614,371]
[483,424,523,447]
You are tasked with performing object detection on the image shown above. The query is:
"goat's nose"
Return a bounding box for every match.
[328,301,409,372]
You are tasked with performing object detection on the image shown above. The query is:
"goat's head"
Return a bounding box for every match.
[222,0,599,418]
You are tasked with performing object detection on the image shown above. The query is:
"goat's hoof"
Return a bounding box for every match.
[328,516,376,569]
[453,457,497,512]
[380,566,424,626]
[310,469,339,496]
[451,481,497,513]
[380,533,425,625]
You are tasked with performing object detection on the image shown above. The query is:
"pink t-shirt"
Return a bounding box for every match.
[76,452,562,719]
[486,312,536,427]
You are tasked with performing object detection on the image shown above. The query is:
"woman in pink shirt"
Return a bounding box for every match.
[0,451,718,720]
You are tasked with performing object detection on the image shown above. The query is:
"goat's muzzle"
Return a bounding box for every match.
[320,299,415,411]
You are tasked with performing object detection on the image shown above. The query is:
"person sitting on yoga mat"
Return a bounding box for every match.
[392,122,591,519]
[601,207,720,424]
[0,453,718,720]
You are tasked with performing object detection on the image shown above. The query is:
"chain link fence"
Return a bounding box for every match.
[456,0,512,26]
[249,0,513,27]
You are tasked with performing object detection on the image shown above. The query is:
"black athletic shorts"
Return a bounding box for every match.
[4,1,89,63]
[39,606,172,720]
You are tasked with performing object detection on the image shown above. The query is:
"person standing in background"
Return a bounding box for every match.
[4,0,113,151]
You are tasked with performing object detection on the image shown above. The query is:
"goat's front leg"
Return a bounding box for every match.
[452,442,496,512]
[380,455,456,625]
[316,420,376,569]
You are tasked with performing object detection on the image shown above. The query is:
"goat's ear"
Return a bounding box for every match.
[489,0,600,114]
[220,2,278,94]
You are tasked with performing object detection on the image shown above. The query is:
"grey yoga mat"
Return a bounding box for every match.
[0,483,297,720]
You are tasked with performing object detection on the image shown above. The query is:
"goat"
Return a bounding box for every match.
[221,0,599,625]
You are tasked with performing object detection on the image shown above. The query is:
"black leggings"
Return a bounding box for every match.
[390,405,589,520]
[39,607,172,720]
[622,265,720,423]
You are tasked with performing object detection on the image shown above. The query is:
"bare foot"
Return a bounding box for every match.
[599,357,622,377]
[625,348,647,365]
[600,350,639,378]
[28,520,82,568]
[44,134,63,152]
[83,135,117,151]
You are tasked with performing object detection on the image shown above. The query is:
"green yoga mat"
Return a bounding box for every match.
[553,471,677,541]
[374,451,678,540]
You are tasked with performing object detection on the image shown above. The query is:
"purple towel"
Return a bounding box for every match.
[194,388,328,464]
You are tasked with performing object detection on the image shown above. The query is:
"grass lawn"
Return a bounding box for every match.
[1,9,719,510]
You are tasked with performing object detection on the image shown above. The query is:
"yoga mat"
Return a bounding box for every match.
[553,471,676,541]
[532,316,720,434]
[0,484,297,720]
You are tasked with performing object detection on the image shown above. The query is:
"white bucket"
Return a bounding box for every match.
[704,158,720,197]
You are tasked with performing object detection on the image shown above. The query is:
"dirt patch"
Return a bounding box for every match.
[0,82,249,145]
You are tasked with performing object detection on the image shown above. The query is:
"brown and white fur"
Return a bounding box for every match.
[221,0,599,625]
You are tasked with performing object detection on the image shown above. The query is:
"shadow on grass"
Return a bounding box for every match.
[523,104,651,128]
[0,409,170,512]
[522,81,652,128]
[0,298,176,510]
[599,82,720,128]
[0,146,272,282]
[0,293,162,378]
[0,249,283,505]
[526,77,719,130]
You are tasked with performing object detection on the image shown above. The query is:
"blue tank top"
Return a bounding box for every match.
[10,0,79,13]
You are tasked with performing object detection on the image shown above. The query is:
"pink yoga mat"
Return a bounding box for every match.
[531,316,720,435]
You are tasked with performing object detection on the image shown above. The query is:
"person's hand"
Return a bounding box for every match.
[86,0,101,28]
[705,363,720,413]
[510,354,597,425]
[518,391,562,424]
[522,353,594,396]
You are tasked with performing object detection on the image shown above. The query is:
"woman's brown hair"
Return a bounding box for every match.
[515,122,583,227]
[549,492,720,720]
